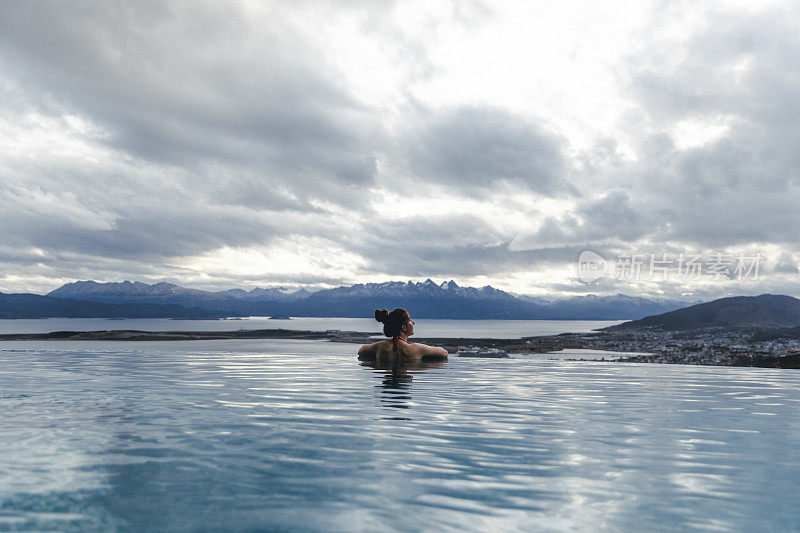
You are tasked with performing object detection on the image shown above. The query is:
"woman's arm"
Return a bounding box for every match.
[407,343,448,359]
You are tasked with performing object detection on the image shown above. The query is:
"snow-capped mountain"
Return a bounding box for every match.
[41,279,690,319]
[48,280,203,300]
[218,287,311,301]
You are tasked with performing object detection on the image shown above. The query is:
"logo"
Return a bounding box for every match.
[578,250,608,283]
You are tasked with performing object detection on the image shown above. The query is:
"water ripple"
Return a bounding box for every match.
[1,346,800,531]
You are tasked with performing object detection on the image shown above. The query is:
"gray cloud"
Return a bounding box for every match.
[535,2,800,262]
[1,1,799,299]
[404,104,572,195]
[339,211,596,279]
[614,3,800,250]
[0,1,384,276]
[771,253,800,275]
[0,2,380,201]
[509,188,648,249]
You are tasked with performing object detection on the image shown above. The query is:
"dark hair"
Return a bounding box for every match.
[374,308,410,338]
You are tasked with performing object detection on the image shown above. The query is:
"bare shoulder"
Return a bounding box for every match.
[406,342,448,359]
[358,339,395,359]
[357,340,381,358]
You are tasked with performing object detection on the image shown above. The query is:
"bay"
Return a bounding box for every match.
[0,317,623,338]
[1,339,799,531]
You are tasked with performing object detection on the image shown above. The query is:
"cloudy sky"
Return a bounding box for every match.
[1,0,799,300]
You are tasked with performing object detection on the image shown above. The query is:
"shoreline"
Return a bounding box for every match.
[0,328,372,342]
[2,327,799,368]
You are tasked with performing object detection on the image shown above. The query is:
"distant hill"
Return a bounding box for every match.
[46,280,310,316]
[34,279,690,320]
[50,280,310,304]
[48,280,200,300]
[604,294,800,331]
[0,292,222,319]
[49,280,239,311]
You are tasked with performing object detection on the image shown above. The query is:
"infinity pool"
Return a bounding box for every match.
[1,340,799,531]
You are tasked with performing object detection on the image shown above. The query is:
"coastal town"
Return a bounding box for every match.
[508,328,800,368]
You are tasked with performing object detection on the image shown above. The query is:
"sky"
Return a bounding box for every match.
[1,0,799,300]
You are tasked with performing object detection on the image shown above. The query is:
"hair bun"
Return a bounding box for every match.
[374,309,389,323]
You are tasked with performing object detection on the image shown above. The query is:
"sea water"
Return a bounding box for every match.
[1,339,799,531]
[0,317,623,338]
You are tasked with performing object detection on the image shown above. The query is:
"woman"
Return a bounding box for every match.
[357,308,448,360]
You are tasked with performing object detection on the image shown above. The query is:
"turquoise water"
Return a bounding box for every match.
[1,340,799,531]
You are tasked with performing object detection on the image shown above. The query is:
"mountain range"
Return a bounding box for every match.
[0,279,694,320]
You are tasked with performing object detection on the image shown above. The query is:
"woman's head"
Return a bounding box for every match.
[374,308,414,338]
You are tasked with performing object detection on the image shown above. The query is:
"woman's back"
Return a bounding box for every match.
[358,307,448,361]
[361,338,448,361]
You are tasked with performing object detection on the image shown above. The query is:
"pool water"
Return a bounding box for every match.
[1,341,799,531]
